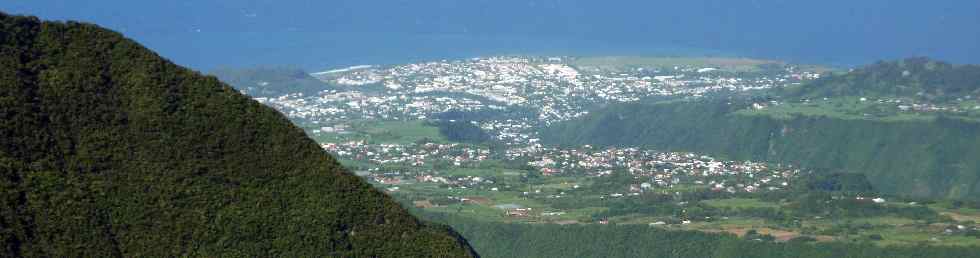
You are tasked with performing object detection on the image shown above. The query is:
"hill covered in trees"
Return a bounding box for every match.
[210,67,333,97]
[0,13,476,257]
[782,57,980,102]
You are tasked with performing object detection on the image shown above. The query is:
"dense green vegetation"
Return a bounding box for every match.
[419,212,980,258]
[803,173,876,195]
[428,120,492,144]
[210,66,333,97]
[543,99,980,200]
[782,57,980,102]
[0,13,476,257]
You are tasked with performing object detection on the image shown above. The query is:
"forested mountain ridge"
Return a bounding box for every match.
[210,67,333,98]
[0,12,476,257]
[783,57,980,101]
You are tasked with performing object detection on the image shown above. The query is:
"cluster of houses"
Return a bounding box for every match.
[379,173,497,193]
[257,90,490,123]
[518,146,799,194]
[321,132,799,196]
[323,141,490,167]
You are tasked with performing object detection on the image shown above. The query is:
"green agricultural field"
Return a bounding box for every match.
[738,97,980,123]
[442,167,525,177]
[849,216,920,226]
[426,203,510,221]
[706,218,771,229]
[736,97,936,122]
[367,120,448,143]
[304,120,448,144]
[702,198,782,209]
[336,158,375,170]
[863,227,979,247]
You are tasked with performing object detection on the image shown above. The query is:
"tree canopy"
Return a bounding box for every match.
[0,12,476,257]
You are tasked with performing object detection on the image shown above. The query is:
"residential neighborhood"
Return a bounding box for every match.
[322,139,799,196]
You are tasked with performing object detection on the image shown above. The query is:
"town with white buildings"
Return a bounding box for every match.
[258,56,822,145]
[252,56,822,195]
[250,56,827,217]
[240,56,980,244]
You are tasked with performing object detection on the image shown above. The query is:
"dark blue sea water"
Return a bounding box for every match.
[3,0,978,71]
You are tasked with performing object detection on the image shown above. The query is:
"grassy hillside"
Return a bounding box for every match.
[543,100,980,200]
[782,57,980,102]
[0,13,476,257]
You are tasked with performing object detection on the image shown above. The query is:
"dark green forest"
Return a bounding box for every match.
[543,99,980,200]
[0,13,475,257]
[419,212,980,258]
[428,120,493,144]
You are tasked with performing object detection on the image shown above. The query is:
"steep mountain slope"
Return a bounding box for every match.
[210,67,333,98]
[0,13,476,257]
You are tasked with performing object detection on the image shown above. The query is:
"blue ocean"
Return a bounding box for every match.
[3,0,977,71]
